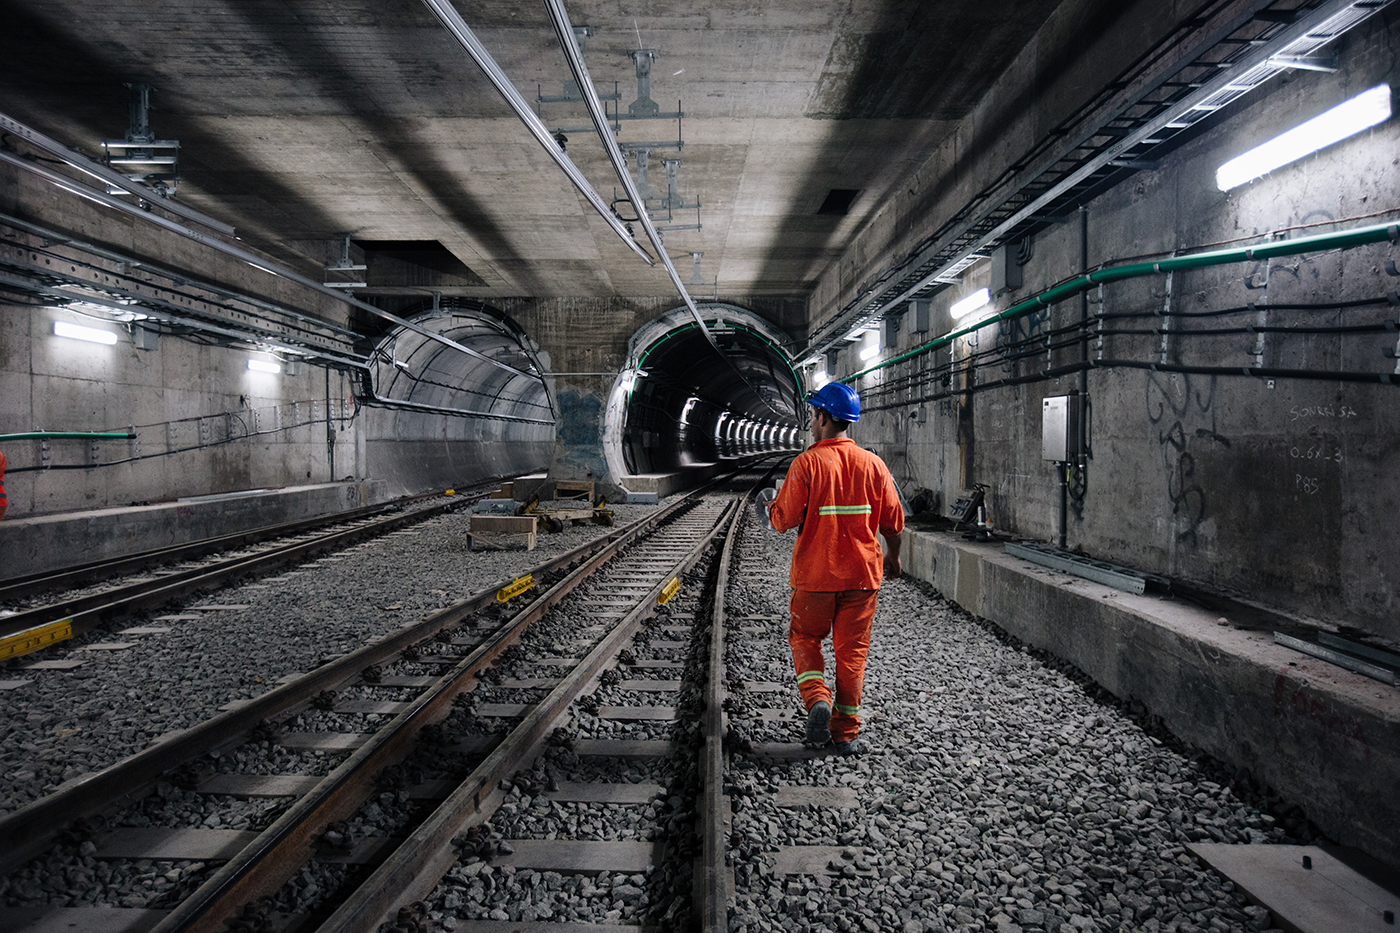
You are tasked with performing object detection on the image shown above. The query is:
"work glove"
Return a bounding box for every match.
[754,487,777,529]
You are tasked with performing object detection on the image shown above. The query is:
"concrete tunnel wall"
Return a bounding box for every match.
[823,12,1400,646]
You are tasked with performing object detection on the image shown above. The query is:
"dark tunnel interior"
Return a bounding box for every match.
[622,322,806,474]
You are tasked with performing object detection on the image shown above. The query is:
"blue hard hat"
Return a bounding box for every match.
[806,382,861,422]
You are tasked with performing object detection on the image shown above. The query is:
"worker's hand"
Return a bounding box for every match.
[884,553,902,579]
[753,487,776,527]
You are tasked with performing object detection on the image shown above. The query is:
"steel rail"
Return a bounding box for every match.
[0,149,540,384]
[0,496,687,877]
[701,489,746,931]
[313,498,739,933]
[149,491,715,933]
[0,496,475,644]
[417,0,654,269]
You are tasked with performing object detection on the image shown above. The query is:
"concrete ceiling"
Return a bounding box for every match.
[1,0,1070,302]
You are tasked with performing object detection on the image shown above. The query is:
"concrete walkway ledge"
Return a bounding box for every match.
[901,529,1400,873]
[0,481,385,581]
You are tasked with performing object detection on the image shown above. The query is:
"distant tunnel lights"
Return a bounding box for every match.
[247,359,282,374]
[1216,84,1392,191]
[950,288,991,320]
[54,320,118,345]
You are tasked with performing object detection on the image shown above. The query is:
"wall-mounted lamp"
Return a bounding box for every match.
[858,342,880,361]
[247,359,282,374]
[813,369,829,388]
[950,287,992,320]
[54,320,119,345]
[1216,84,1392,191]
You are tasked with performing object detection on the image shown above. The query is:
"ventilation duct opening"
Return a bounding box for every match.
[817,189,861,216]
[354,240,486,288]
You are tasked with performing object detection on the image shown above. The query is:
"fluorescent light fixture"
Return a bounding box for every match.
[813,370,829,388]
[1216,84,1392,191]
[859,343,880,361]
[950,287,992,320]
[54,320,118,345]
[247,359,282,374]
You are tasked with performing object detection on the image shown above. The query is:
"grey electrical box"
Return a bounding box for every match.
[991,244,1023,294]
[882,313,901,349]
[910,299,931,334]
[1042,395,1082,462]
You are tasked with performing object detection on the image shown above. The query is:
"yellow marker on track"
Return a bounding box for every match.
[496,574,535,603]
[0,619,74,662]
[658,577,681,604]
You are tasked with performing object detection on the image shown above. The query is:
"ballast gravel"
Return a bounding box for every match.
[4,492,1319,933]
[0,501,655,815]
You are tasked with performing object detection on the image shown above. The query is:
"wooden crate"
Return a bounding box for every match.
[468,514,537,550]
[554,480,594,501]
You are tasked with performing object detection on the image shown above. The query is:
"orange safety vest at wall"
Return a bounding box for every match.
[767,437,904,591]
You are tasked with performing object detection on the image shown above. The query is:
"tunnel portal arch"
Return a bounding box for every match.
[602,303,806,482]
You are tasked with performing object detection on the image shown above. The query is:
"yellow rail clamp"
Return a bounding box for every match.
[658,577,681,605]
[496,573,536,603]
[0,619,74,662]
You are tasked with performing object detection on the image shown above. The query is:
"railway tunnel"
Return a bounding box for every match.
[1,0,1399,928]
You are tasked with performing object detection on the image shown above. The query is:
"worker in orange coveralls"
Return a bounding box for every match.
[758,382,903,755]
[0,450,7,522]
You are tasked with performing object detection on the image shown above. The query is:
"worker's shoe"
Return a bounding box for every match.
[834,736,870,757]
[804,700,832,746]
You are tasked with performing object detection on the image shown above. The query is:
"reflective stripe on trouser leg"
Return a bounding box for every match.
[829,589,878,743]
[789,589,836,710]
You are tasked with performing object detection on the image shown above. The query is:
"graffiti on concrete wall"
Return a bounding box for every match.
[1146,373,1217,546]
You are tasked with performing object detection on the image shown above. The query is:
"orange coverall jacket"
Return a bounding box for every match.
[767,437,904,591]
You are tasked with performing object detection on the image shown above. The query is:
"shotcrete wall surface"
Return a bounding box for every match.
[903,529,1400,874]
[841,15,1400,642]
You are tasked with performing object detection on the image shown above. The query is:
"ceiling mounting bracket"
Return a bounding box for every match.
[324,235,367,289]
[100,83,180,199]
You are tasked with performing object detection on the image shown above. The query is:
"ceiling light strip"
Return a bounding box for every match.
[417,0,654,269]
[0,111,236,237]
[0,148,538,384]
[541,0,710,340]
[801,0,1394,360]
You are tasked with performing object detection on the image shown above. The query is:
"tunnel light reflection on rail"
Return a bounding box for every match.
[950,288,991,320]
[247,359,282,374]
[54,320,119,345]
[1216,84,1392,191]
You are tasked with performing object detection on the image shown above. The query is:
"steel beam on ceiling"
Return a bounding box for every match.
[541,0,710,341]
[0,110,234,236]
[417,0,654,269]
[801,0,1396,362]
[543,0,794,422]
[0,148,541,386]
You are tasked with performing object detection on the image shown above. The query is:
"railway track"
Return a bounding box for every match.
[1,467,1291,933]
[0,487,496,654]
[0,473,775,933]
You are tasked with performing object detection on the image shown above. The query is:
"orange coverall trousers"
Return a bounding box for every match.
[789,588,878,743]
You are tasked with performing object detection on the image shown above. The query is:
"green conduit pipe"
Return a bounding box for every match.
[0,432,136,442]
[843,219,1400,384]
